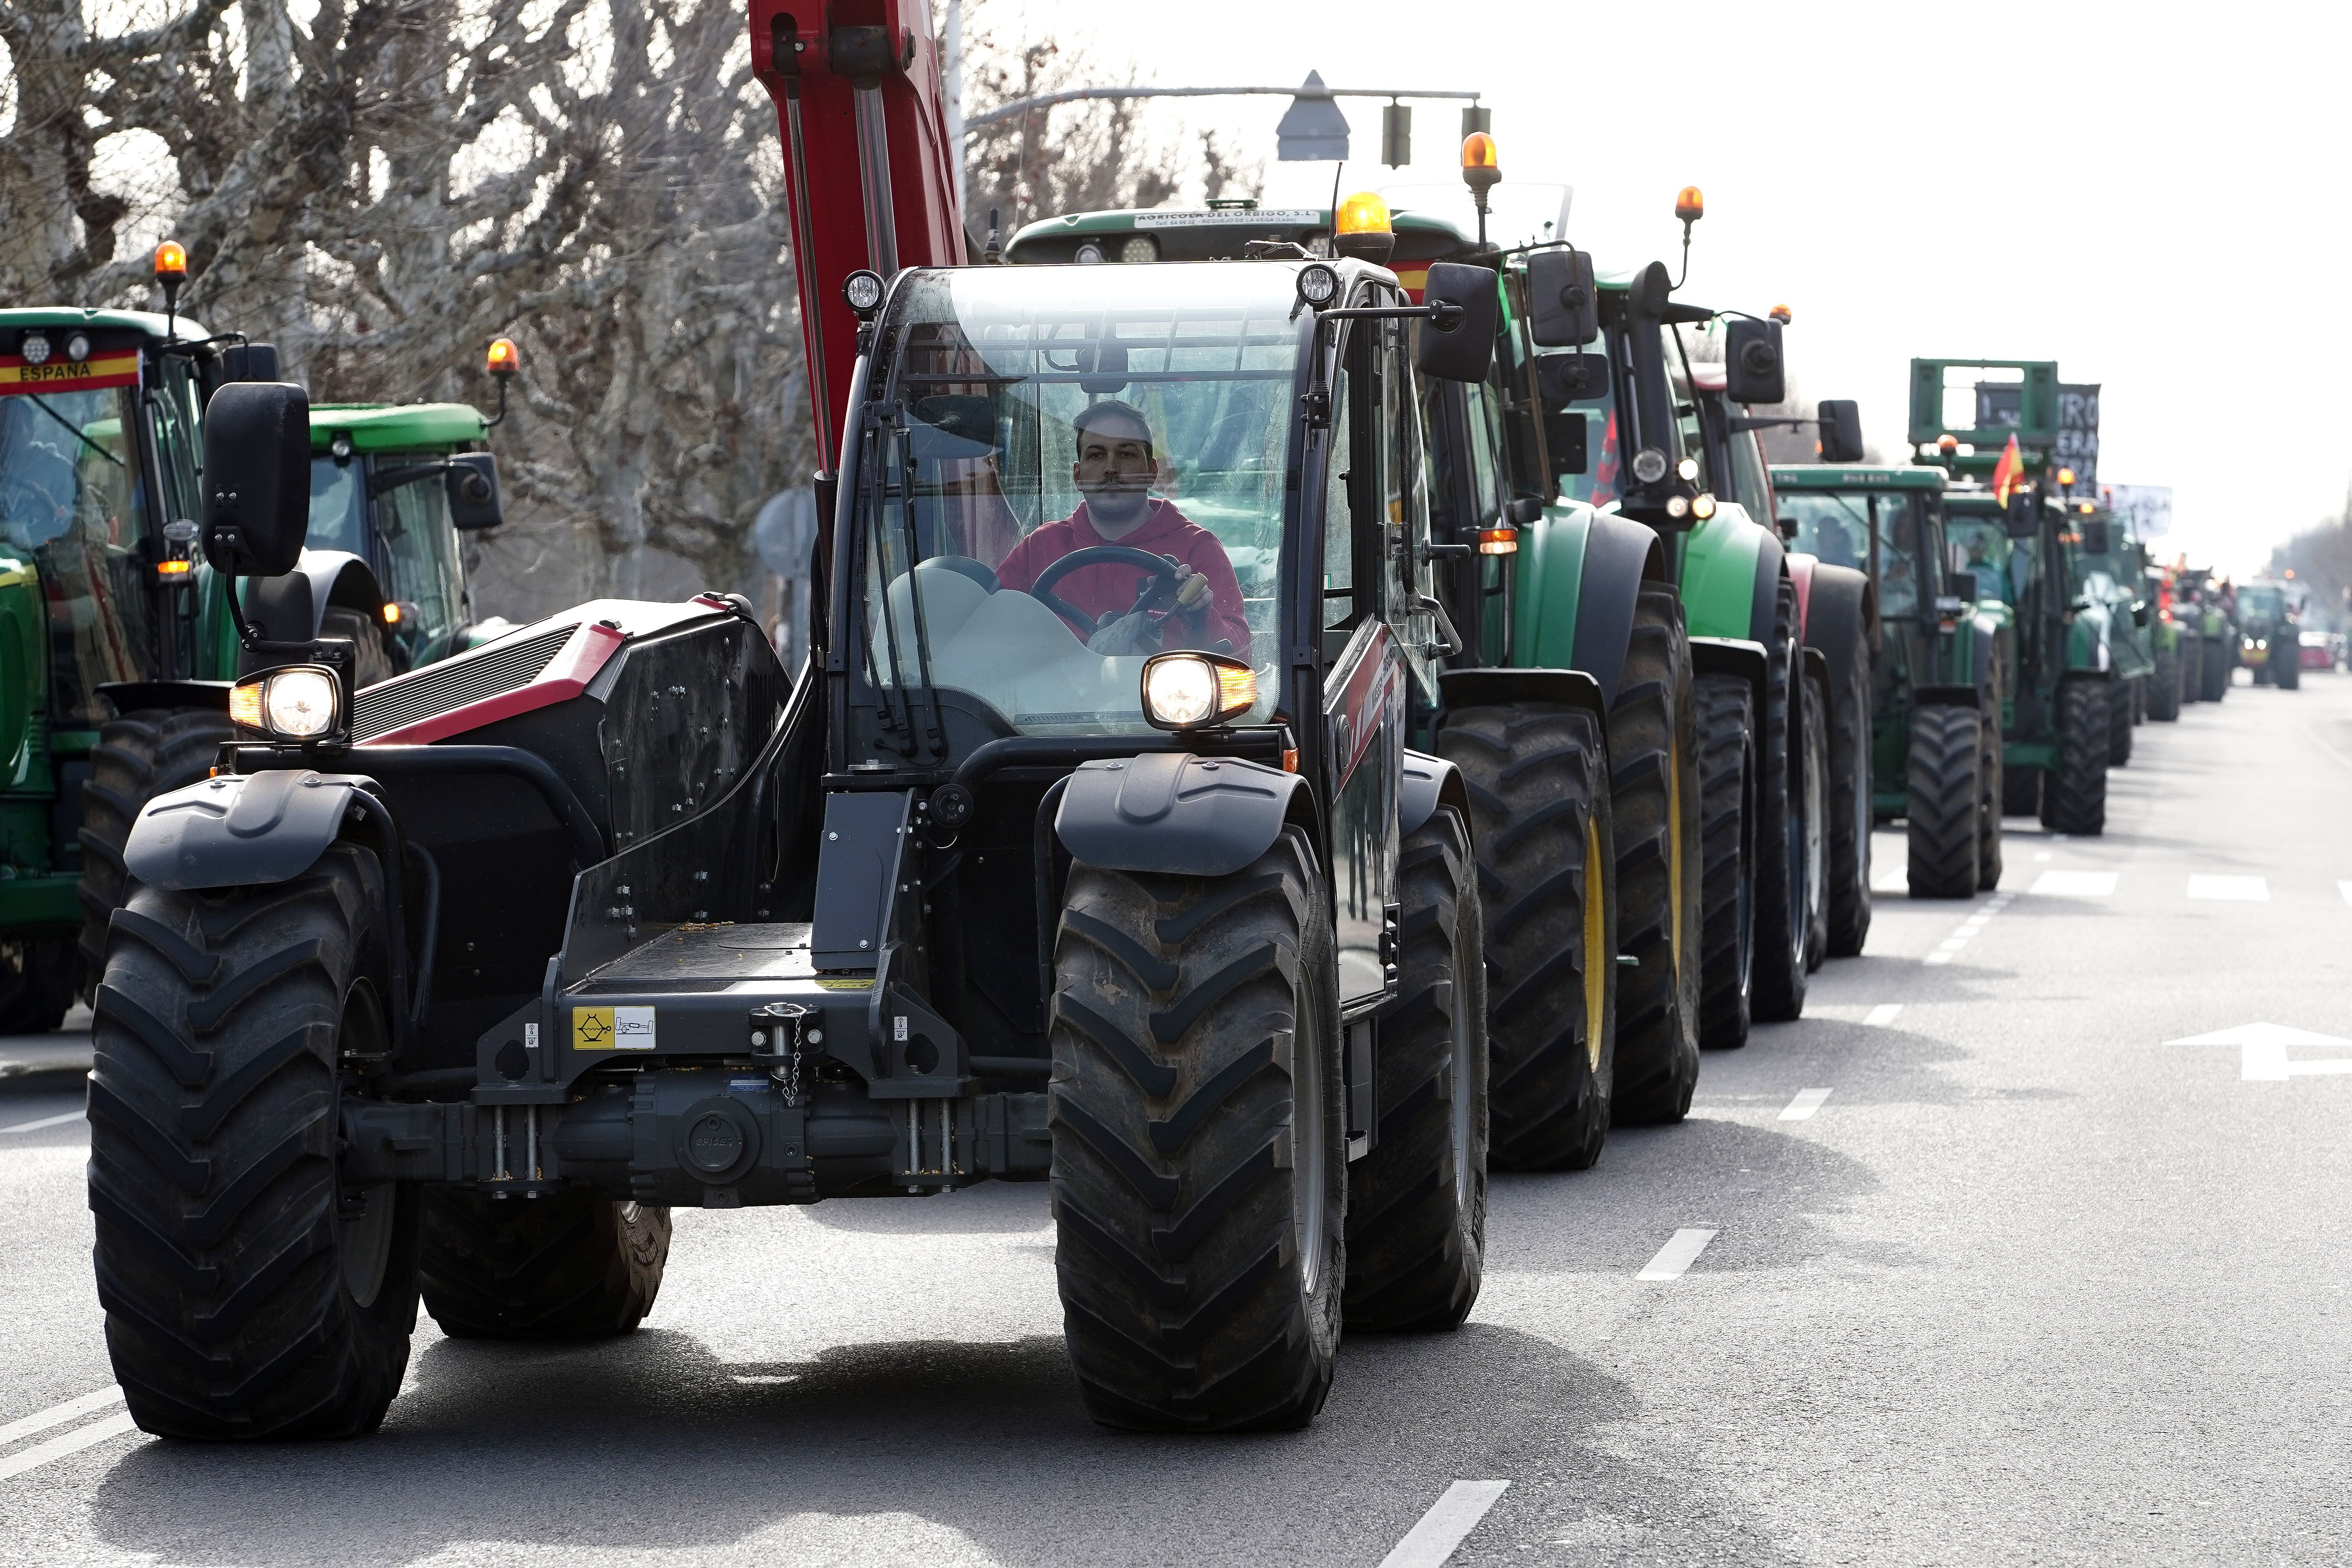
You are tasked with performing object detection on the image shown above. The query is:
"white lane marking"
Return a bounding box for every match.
[2167,1023,2352,1081]
[0,1386,123,1448]
[0,1411,139,1481]
[1637,1228,1718,1280]
[2340,881,2352,906]
[2034,851,2052,862]
[2188,875,2269,902]
[1378,1480,1511,1568]
[1922,950,1953,966]
[0,1110,84,1137]
[1864,1003,1903,1026]
[1779,1089,1832,1121]
[2032,870,2117,897]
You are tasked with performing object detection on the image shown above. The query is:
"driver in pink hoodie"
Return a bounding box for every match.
[994,401,1253,659]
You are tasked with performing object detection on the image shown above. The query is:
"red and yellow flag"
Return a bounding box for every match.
[1989,433,2024,505]
[0,350,139,397]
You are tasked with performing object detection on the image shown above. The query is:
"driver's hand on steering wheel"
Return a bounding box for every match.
[1171,565,1210,610]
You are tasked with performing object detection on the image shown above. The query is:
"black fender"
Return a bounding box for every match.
[241,548,388,670]
[1690,635,1769,722]
[1438,666,1607,730]
[1747,532,1790,648]
[124,769,368,890]
[1913,685,1980,709]
[1801,646,1830,698]
[1569,512,1668,707]
[1055,752,1307,878]
[1802,563,1874,698]
[1398,749,1472,842]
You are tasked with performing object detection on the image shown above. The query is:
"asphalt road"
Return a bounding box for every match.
[6,666,2351,1565]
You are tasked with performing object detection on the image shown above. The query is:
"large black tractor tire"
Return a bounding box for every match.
[1693,675,1756,1050]
[2149,643,2183,720]
[88,843,419,1440]
[1607,587,1703,1125]
[1799,672,1830,972]
[2108,681,2135,766]
[2178,637,2203,705]
[1049,829,1346,1431]
[1437,705,1615,1171]
[1976,697,2004,892]
[1906,705,1982,899]
[2276,647,2302,691]
[77,706,242,996]
[2202,639,2231,702]
[1343,806,1488,1331]
[1823,649,1872,958]
[322,606,398,688]
[1752,579,1809,1021]
[2040,680,2110,836]
[419,1191,670,1339]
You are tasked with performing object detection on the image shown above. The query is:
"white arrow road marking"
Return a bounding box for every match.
[0,1411,139,1481]
[2166,1022,2352,1081]
[2187,875,2268,901]
[1779,1089,1833,1121]
[0,1110,84,1137]
[1378,1481,1510,1568]
[2340,880,2352,906]
[1637,1228,1718,1280]
[2032,870,2117,897]
[1864,1003,1903,1026]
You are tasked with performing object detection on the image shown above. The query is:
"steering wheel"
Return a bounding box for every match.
[1028,545,1184,637]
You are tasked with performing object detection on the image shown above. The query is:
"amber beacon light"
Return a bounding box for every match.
[1332,191,1395,265]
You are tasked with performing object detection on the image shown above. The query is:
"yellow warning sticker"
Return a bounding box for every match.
[814,976,873,990]
[573,1006,615,1050]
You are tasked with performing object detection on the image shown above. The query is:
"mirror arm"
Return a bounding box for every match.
[369,460,454,498]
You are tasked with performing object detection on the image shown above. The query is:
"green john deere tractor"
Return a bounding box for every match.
[1908,360,2121,838]
[2054,498,2155,762]
[1773,462,2011,896]
[0,304,504,1028]
[2235,579,2299,690]
[1008,193,1709,1159]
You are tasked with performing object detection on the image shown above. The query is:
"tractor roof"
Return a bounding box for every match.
[309,402,487,452]
[1770,464,1945,492]
[0,307,209,339]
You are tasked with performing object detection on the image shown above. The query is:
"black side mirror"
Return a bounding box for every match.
[1725,318,1785,405]
[219,342,279,382]
[1817,399,1864,463]
[2004,494,2039,539]
[201,382,311,576]
[2079,518,2110,554]
[1777,514,1798,541]
[1525,248,1598,347]
[1536,353,1608,407]
[1415,262,1499,384]
[446,453,503,529]
[1944,572,1977,601]
[2133,601,2151,627]
[1626,260,1673,320]
[1544,409,1588,476]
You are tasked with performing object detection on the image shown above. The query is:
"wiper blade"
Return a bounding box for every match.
[20,393,123,468]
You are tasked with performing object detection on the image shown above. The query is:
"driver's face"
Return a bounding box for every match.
[1073,433,1162,527]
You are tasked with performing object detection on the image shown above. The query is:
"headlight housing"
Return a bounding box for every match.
[1140,652,1257,730]
[230,665,344,742]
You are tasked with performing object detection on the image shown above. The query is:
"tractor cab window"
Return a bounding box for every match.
[0,384,159,725]
[372,453,467,663]
[1945,510,2031,606]
[856,264,1298,738]
[1323,369,1355,637]
[1781,492,1870,573]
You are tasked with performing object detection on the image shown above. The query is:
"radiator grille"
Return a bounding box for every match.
[354,625,578,741]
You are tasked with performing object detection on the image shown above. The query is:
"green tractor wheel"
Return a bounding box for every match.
[2149,642,2183,720]
[2039,680,2109,835]
[2178,636,2203,705]
[77,706,242,996]
[1693,675,1756,1050]
[2276,645,2302,691]
[2108,682,2134,766]
[1608,589,1702,1126]
[1905,705,1981,899]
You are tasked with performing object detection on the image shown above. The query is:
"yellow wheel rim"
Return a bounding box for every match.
[1583,811,1606,1070]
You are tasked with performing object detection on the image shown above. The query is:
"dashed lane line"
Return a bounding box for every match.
[1636,1228,1718,1281]
[1779,1089,1833,1122]
[0,1411,139,1482]
[2188,875,2269,902]
[1924,890,2014,964]
[0,1387,123,1449]
[1864,1003,1903,1026]
[0,1110,84,1137]
[1378,1481,1511,1568]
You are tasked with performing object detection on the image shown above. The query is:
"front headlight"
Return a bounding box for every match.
[1141,652,1257,730]
[230,665,342,741]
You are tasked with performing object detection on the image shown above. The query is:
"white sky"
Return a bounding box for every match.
[986,0,2346,572]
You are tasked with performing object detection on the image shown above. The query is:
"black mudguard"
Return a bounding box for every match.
[125,769,367,889]
[242,549,387,671]
[1055,752,1307,878]
[1690,635,1769,720]
[1568,513,1668,707]
[1399,749,1471,840]
[1746,533,1789,647]
[1803,563,1875,695]
[1438,666,1607,729]
[97,679,233,715]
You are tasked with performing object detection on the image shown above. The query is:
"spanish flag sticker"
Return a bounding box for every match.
[0,351,140,395]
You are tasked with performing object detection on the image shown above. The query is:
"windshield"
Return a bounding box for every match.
[0,384,159,725]
[1947,511,2033,606]
[855,265,1299,739]
[2237,585,2284,619]
[308,456,367,553]
[1782,493,1870,572]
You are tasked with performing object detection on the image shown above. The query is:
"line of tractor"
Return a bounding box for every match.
[41,0,2288,1444]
